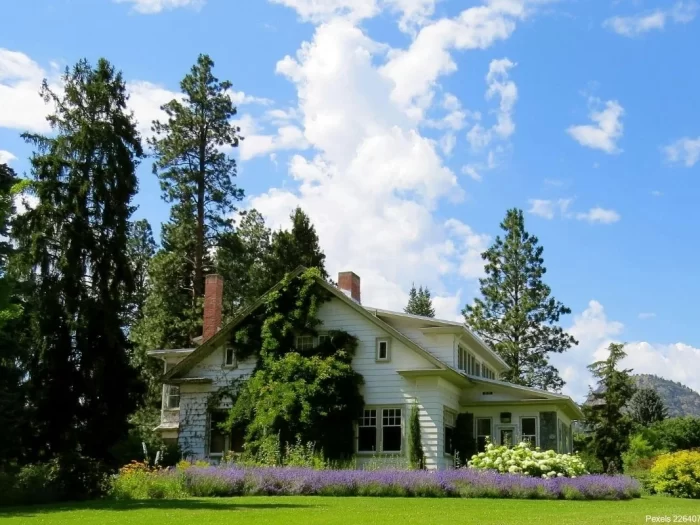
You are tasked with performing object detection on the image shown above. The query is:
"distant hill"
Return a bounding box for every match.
[632,374,700,418]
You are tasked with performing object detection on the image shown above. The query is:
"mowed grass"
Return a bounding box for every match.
[1,496,698,525]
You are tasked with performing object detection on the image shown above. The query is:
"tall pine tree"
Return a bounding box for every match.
[583,343,636,473]
[13,59,144,462]
[464,209,576,391]
[629,387,667,427]
[405,284,435,317]
[136,54,244,348]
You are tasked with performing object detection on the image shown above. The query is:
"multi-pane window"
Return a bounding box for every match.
[209,411,229,456]
[357,407,403,453]
[376,338,390,361]
[358,409,377,452]
[296,335,314,351]
[474,362,481,377]
[457,345,469,371]
[318,334,330,345]
[476,418,492,452]
[224,347,236,367]
[382,408,402,452]
[468,354,476,375]
[165,385,180,409]
[481,366,495,379]
[521,417,537,446]
[444,410,456,455]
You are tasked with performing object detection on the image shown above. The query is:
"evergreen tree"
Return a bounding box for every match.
[216,209,272,315]
[124,218,156,330]
[463,209,576,391]
[0,163,29,467]
[264,207,328,289]
[144,53,244,346]
[405,284,435,317]
[583,343,637,474]
[13,59,144,462]
[629,387,667,427]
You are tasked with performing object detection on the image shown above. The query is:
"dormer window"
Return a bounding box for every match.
[224,346,236,368]
[376,338,391,362]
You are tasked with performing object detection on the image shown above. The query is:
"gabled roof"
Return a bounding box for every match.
[163,266,447,380]
[366,307,510,371]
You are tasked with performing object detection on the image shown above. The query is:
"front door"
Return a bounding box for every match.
[500,427,515,447]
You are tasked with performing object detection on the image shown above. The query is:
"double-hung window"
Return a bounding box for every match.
[476,417,492,452]
[521,417,537,446]
[444,410,456,455]
[318,334,331,345]
[165,384,180,409]
[296,335,314,351]
[357,407,403,453]
[208,411,229,458]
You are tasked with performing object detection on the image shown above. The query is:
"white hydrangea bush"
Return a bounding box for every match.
[467,441,588,479]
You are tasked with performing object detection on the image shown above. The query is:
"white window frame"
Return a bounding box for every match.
[475,417,492,452]
[444,409,456,456]
[357,408,378,453]
[296,335,314,351]
[376,337,391,362]
[207,411,230,459]
[164,384,180,410]
[520,416,538,447]
[357,405,403,454]
[317,333,331,345]
[224,346,237,368]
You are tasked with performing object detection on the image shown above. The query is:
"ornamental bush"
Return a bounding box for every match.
[650,450,700,499]
[467,441,588,478]
[109,464,640,500]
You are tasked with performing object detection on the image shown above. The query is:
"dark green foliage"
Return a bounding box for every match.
[464,209,576,391]
[124,219,157,330]
[138,53,244,348]
[633,374,700,418]
[629,387,668,427]
[215,209,272,316]
[454,413,475,466]
[407,403,424,469]
[582,343,637,474]
[646,417,700,452]
[224,268,364,461]
[13,58,144,464]
[539,412,558,451]
[405,284,435,317]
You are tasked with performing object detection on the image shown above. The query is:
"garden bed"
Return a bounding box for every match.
[112,466,641,501]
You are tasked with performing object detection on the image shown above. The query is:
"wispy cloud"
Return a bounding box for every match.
[576,207,621,224]
[113,0,205,15]
[664,136,700,167]
[638,312,657,320]
[603,1,698,37]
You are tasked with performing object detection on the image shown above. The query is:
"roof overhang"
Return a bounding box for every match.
[367,308,510,372]
[164,377,213,385]
[147,348,196,358]
[397,368,475,388]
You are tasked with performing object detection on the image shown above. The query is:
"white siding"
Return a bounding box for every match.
[380,319,456,367]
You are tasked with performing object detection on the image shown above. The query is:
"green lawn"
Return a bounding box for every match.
[1,496,698,525]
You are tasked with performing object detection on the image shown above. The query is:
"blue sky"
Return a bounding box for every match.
[2,0,699,400]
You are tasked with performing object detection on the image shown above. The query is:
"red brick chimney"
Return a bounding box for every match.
[203,274,224,342]
[338,271,361,304]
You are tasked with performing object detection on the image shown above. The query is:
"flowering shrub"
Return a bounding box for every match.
[468,441,588,478]
[650,450,700,499]
[110,465,640,501]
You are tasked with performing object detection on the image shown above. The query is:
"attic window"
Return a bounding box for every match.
[376,338,391,362]
[224,346,236,368]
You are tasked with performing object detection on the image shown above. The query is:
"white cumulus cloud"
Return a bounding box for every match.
[567,99,624,154]
[0,150,17,165]
[575,207,621,224]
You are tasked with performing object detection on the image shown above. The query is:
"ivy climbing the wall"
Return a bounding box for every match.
[219,268,365,461]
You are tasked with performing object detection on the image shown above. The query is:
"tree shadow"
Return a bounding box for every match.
[0,498,318,518]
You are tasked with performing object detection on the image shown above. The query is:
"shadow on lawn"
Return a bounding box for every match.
[0,499,317,518]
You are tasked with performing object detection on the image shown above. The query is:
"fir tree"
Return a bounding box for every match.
[265,207,328,287]
[405,284,435,317]
[464,209,576,391]
[124,218,156,330]
[629,387,667,427]
[13,59,144,462]
[583,343,637,474]
[144,54,244,345]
